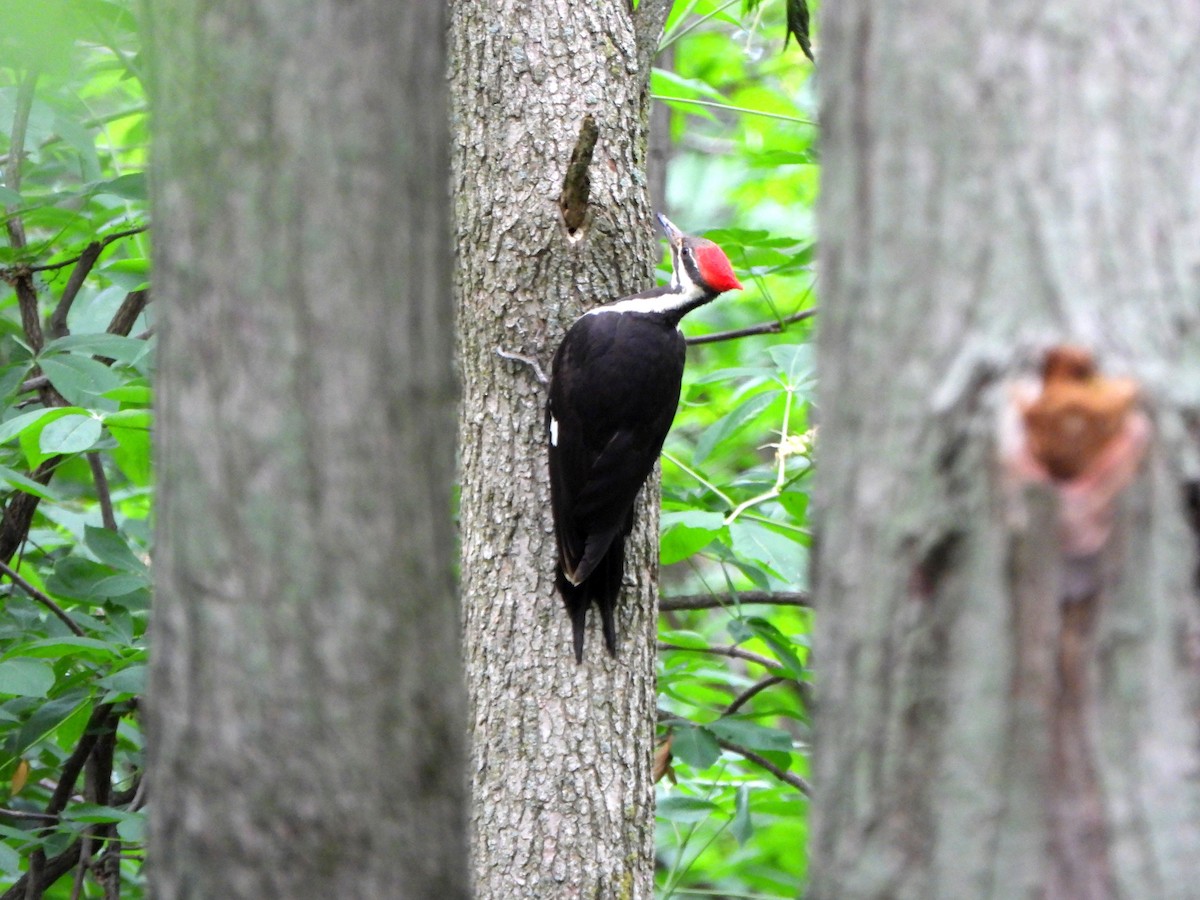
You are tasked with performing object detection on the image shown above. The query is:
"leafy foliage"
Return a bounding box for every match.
[653,1,817,896]
[0,3,150,895]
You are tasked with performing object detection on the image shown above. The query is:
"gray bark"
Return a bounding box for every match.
[813,0,1200,897]
[449,1,670,896]
[145,1,468,897]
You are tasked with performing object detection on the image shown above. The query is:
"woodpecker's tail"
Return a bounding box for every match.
[556,534,624,663]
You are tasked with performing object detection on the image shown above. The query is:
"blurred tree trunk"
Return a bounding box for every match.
[145,1,468,896]
[449,1,671,896]
[813,0,1200,896]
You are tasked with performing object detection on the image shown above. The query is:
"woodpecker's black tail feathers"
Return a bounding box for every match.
[557,533,624,663]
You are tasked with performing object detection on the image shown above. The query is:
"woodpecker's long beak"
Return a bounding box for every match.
[657,213,685,246]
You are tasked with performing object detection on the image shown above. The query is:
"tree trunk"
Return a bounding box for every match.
[449,2,670,896]
[813,0,1200,896]
[145,2,468,896]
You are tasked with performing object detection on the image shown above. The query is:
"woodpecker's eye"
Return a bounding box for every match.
[681,246,693,261]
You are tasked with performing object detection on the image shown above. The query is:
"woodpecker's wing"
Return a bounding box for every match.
[547,310,686,584]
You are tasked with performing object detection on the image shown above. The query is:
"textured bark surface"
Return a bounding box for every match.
[813,1,1200,896]
[145,2,468,896]
[450,1,670,896]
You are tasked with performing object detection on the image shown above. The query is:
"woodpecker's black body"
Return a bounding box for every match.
[547,215,743,662]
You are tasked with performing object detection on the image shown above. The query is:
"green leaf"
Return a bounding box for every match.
[4,637,120,661]
[707,718,794,753]
[43,333,149,364]
[0,186,21,207]
[743,616,806,678]
[85,525,148,573]
[105,408,152,485]
[693,389,780,465]
[767,343,814,388]
[0,407,83,446]
[116,812,146,843]
[670,724,722,769]
[94,172,147,201]
[0,659,55,698]
[38,355,122,404]
[661,510,729,565]
[0,464,65,502]
[95,663,144,699]
[0,838,19,875]
[732,785,754,845]
[657,794,722,824]
[38,413,102,455]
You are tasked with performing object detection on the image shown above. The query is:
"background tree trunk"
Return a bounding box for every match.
[449,1,670,896]
[814,0,1200,896]
[145,2,468,896]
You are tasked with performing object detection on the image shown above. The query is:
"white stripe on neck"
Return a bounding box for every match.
[583,282,708,317]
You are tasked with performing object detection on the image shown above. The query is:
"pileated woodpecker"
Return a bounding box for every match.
[547,214,744,662]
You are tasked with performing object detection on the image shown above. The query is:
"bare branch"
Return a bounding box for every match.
[658,641,781,671]
[0,557,85,636]
[725,675,787,716]
[660,590,812,611]
[105,288,149,337]
[26,226,147,276]
[87,455,117,531]
[3,70,44,353]
[686,307,817,346]
[712,736,812,795]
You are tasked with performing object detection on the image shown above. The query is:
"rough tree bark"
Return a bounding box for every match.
[814,0,1200,896]
[449,1,671,896]
[145,2,468,896]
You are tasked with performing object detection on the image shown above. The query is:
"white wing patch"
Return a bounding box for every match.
[549,415,559,446]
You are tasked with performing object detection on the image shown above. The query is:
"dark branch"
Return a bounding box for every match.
[37,227,147,342]
[725,675,787,716]
[106,288,149,337]
[26,226,147,276]
[4,70,44,353]
[660,590,812,611]
[559,114,598,235]
[87,455,117,531]
[0,458,59,565]
[0,557,85,636]
[658,641,781,671]
[686,307,817,346]
[713,736,812,795]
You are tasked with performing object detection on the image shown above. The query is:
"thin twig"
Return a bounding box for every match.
[87,455,117,531]
[686,308,817,346]
[725,675,787,716]
[0,808,58,822]
[105,288,150,339]
[4,70,45,354]
[25,226,148,275]
[661,590,812,611]
[0,558,85,636]
[712,737,811,795]
[658,642,780,671]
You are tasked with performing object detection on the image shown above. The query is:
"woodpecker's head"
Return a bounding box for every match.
[658,213,744,297]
